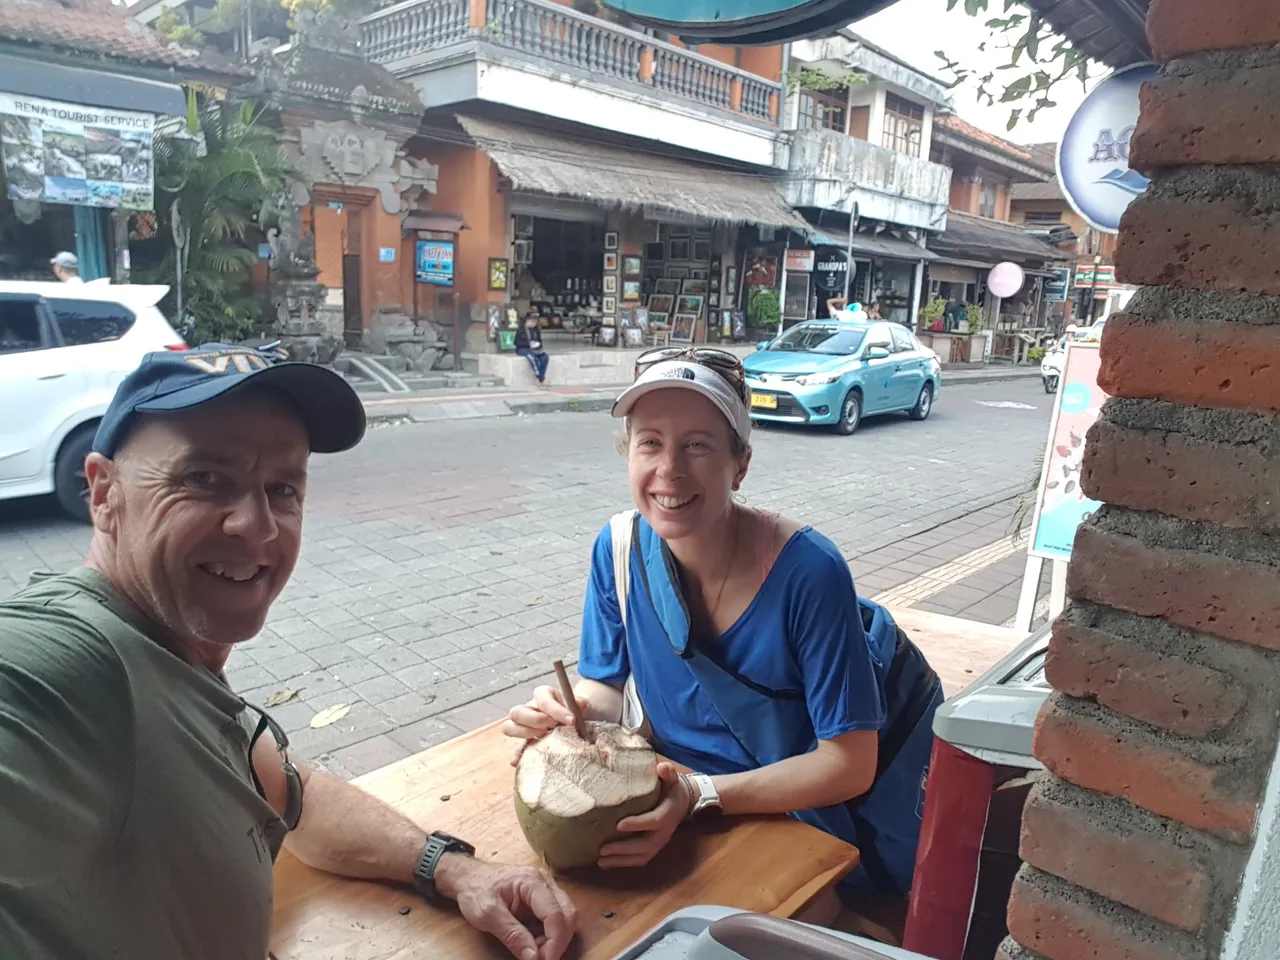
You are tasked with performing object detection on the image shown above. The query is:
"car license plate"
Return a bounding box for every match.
[751,392,777,410]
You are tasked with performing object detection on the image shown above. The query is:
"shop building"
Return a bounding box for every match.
[0,0,245,282]
[779,31,954,329]
[923,115,1068,362]
[1008,141,1133,326]
[351,0,805,377]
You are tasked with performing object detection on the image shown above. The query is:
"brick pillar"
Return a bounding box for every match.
[1001,3,1280,960]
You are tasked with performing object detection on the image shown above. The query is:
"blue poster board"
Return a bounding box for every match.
[416,239,454,286]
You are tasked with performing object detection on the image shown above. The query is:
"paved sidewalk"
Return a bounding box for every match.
[361,365,1043,425]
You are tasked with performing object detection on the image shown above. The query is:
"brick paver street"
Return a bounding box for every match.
[0,379,1053,776]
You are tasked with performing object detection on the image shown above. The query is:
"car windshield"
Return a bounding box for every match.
[767,324,866,355]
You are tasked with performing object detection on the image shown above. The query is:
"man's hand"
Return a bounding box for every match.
[597,762,690,870]
[435,853,577,960]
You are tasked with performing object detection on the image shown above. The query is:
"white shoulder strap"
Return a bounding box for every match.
[607,510,648,736]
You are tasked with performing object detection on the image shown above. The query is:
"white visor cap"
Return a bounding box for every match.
[611,359,752,448]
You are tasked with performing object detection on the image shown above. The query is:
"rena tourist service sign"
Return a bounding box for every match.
[1057,62,1159,235]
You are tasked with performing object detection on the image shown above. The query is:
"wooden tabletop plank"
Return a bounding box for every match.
[271,722,859,959]
[887,607,1023,696]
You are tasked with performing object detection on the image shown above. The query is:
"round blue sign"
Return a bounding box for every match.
[1057,63,1159,235]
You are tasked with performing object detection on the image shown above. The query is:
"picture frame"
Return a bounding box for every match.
[624,326,646,347]
[645,242,666,262]
[623,256,642,277]
[654,278,682,295]
[648,294,675,314]
[598,325,618,346]
[693,226,712,238]
[603,296,617,314]
[514,215,535,237]
[708,292,719,307]
[513,239,533,264]
[690,268,709,280]
[671,313,697,342]
[681,279,709,297]
[603,252,618,272]
[488,258,509,291]
[605,231,619,251]
[668,238,691,262]
[622,280,642,302]
[669,225,692,238]
[604,275,618,294]
[665,266,691,280]
[692,239,711,262]
[648,311,670,327]
[676,294,704,315]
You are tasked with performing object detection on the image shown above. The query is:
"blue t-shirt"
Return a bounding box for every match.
[577,517,936,895]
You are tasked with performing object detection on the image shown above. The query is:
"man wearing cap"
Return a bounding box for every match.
[50,251,83,283]
[0,343,576,960]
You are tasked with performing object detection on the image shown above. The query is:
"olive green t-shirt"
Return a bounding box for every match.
[0,568,288,959]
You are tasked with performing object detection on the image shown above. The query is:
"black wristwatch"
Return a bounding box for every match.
[412,831,476,901]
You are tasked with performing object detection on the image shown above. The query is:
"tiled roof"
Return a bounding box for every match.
[936,115,1055,173]
[1011,180,1065,201]
[0,0,247,77]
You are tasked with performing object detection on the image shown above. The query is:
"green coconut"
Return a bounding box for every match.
[514,721,662,870]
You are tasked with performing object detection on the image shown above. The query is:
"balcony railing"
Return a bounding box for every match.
[361,0,780,124]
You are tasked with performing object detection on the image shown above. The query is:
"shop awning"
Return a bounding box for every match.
[456,115,809,232]
[927,211,1067,266]
[809,229,938,262]
[0,53,186,117]
[404,212,469,233]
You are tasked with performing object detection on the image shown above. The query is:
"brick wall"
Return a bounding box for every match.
[1001,2,1280,959]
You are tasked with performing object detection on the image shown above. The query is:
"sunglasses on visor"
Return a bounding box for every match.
[633,346,748,404]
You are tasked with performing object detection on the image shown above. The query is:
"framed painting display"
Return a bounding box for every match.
[693,226,711,238]
[669,224,692,238]
[622,280,642,301]
[604,252,618,272]
[690,268,708,280]
[604,275,618,294]
[488,258,509,291]
[681,279,709,297]
[654,278,682,296]
[648,311,670,327]
[598,325,617,346]
[676,294,704,316]
[645,242,666,262]
[624,326,646,346]
[648,294,675,314]
[692,239,711,262]
[603,296,617,314]
[671,313,697,342]
[605,232,619,250]
[623,256,642,277]
[669,237,691,262]
[666,266,691,280]
[708,292,719,307]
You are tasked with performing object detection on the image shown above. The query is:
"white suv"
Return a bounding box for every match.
[0,281,185,521]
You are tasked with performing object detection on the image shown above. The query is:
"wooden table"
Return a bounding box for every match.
[271,722,859,959]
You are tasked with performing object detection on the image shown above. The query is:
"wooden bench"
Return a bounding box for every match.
[270,722,860,959]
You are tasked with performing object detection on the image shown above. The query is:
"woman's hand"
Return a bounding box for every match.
[596,762,690,870]
[503,685,591,765]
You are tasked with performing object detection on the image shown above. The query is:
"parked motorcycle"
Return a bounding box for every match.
[1041,338,1065,393]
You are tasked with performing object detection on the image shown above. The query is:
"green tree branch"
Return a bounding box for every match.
[935,0,1094,131]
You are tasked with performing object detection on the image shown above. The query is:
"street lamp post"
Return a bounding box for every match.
[1088,253,1103,323]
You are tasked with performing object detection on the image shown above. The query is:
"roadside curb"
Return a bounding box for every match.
[363,370,1041,424]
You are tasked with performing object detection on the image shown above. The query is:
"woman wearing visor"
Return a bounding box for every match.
[503,347,942,901]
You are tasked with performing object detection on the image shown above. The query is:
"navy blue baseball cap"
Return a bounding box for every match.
[93,342,366,457]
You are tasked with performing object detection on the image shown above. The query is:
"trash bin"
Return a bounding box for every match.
[615,906,933,960]
[903,624,1053,960]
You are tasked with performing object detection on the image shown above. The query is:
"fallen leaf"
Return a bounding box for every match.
[265,688,300,707]
[525,597,543,606]
[310,703,352,728]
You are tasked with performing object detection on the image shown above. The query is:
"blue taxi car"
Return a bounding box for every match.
[743,318,942,435]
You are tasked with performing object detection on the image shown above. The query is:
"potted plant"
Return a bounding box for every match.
[747,287,781,339]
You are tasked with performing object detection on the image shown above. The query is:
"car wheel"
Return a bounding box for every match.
[54,426,95,523]
[832,389,862,435]
[908,383,934,421]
